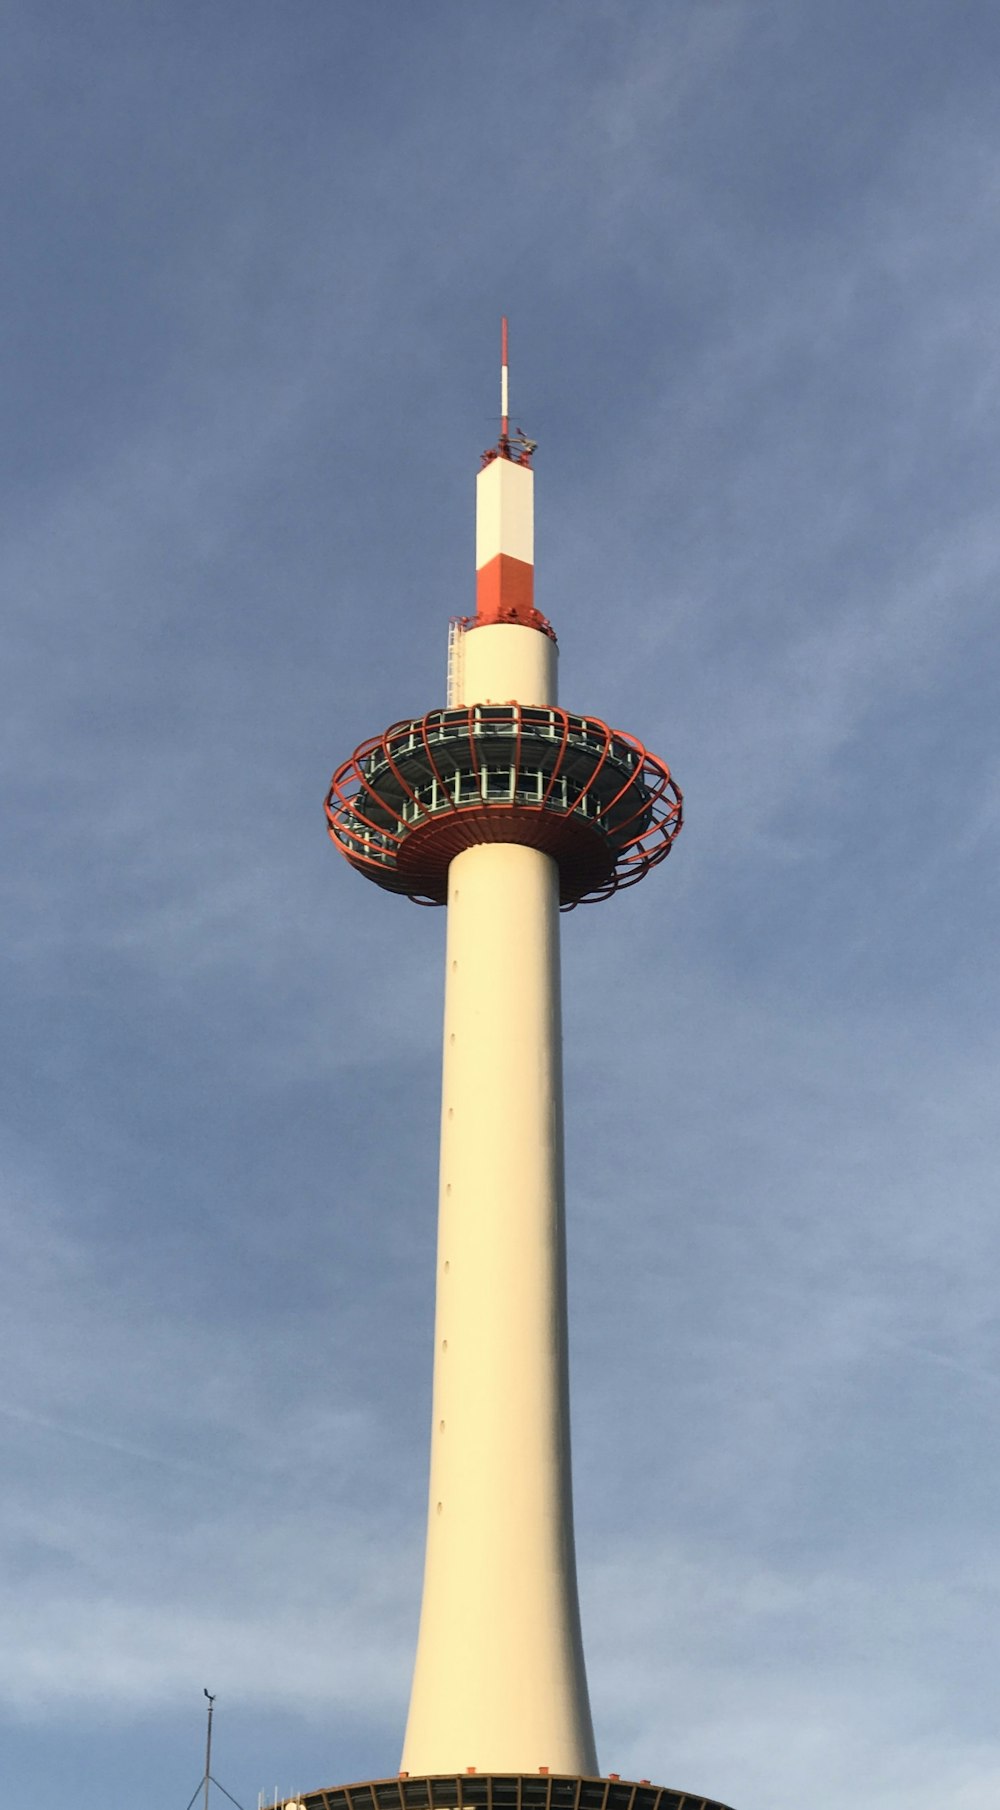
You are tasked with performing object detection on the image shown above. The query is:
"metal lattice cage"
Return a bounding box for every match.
[326,705,682,908]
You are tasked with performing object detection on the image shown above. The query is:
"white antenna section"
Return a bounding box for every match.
[446,617,466,706]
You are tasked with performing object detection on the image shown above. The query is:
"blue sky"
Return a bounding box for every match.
[3,4,999,1807]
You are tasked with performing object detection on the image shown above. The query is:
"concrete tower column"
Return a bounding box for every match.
[400,837,596,1776]
[323,324,698,1810]
[401,443,597,1778]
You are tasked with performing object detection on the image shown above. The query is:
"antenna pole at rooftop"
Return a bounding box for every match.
[204,1691,216,1810]
[500,315,509,439]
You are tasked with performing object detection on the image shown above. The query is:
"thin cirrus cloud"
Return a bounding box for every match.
[2,5,999,1810]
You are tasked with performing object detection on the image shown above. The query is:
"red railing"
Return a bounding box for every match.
[325,705,682,908]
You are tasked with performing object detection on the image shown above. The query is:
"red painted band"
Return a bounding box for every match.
[475,553,535,626]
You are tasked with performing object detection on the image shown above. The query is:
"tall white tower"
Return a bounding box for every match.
[319,326,731,1810]
[402,339,592,1778]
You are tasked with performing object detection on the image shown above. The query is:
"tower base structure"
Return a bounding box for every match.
[290,1778,734,1810]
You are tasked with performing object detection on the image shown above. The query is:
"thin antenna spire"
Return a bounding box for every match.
[184,1690,250,1810]
[500,315,509,439]
[203,1691,216,1810]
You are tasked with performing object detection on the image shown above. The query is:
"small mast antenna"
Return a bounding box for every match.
[203,1691,216,1810]
[182,1691,249,1810]
[500,315,509,439]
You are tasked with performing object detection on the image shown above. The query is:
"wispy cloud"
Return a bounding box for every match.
[2,5,999,1809]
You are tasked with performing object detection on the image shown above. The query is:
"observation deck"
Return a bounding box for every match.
[325,704,682,908]
[291,1777,733,1810]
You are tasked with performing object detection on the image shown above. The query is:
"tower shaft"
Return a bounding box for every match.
[402,838,596,1775]
[402,450,597,1776]
[324,329,693,1810]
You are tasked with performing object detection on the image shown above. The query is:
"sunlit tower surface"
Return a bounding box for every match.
[307,325,732,1810]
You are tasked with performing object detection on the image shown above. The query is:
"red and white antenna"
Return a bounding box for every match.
[500,315,509,439]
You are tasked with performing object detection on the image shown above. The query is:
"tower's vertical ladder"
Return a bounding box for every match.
[446,617,466,707]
